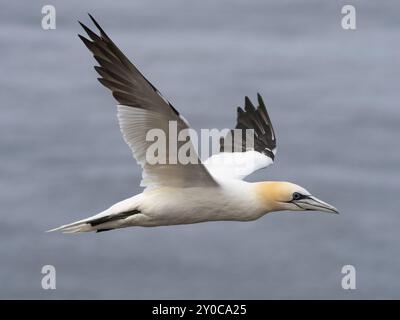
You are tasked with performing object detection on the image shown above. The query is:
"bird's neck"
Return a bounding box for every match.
[252,181,289,212]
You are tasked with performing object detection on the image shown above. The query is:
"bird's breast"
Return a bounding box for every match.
[138,183,264,226]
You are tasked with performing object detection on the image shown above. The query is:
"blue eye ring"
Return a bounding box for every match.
[293,192,302,200]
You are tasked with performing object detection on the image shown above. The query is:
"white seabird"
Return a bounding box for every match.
[49,15,338,234]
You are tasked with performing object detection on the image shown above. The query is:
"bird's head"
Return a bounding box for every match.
[255,181,338,214]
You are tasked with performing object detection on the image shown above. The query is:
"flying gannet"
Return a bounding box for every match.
[49,15,338,233]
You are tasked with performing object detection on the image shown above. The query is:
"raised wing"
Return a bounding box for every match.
[204,94,276,180]
[79,14,218,189]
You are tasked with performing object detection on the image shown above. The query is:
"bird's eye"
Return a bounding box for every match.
[293,192,302,200]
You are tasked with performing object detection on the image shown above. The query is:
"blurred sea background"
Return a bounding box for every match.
[1,0,399,298]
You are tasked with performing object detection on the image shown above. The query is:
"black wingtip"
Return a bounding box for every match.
[78,20,102,42]
[97,78,108,89]
[78,34,95,53]
[78,20,88,30]
[78,34,90,43]
[244,96,255,111]
[88,13,108,37]
[257,92,266,108]
[78,21,87,33]
[88,13,96,23]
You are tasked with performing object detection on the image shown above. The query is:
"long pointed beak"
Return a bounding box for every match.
[296,196,339,214]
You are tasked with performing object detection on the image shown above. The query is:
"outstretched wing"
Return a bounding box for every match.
[79,14,218,189]
[204,94,277,180]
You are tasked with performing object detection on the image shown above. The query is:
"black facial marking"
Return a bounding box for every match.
[292,192,311,201]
